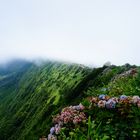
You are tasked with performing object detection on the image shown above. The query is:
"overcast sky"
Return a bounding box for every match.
[0,0,140,66]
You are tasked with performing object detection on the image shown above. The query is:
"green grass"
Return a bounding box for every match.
[0,61,139,139]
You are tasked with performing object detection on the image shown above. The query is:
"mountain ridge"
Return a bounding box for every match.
[0,60,139,139]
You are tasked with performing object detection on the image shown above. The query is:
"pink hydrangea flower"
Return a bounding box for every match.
[131,96,140,104]
[137,101,140,108]
[98,100,106,108]
[111,97,119,103]
[53,105,86,125]
[79,103,85,110]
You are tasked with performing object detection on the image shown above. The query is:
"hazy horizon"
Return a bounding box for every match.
[0,0,140,66]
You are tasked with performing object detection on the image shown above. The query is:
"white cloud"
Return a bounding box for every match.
[0,0,140,66]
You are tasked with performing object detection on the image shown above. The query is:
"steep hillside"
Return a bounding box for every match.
[0,61,140,140]
[0,60,93,140]
[46,64,140,140]
[0,60,32,103]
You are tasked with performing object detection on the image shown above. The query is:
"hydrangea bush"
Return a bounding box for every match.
[47,94,140,140]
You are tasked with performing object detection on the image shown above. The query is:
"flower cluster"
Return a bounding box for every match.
[53,103,85,125]
[88,94,140,109]
[47,103,86,140]
[112,68,137,83]
[47,94,140,139]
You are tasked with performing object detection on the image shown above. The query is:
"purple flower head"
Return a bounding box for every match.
[55,124,61,135]
[120,95,127,100]
[75,105,81,110]
[50,127,55,134]
[99,94,106,100]
[72,104,85,111]
[106,99,116,109]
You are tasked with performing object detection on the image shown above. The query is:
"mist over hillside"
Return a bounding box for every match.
[0,59,139,139]
[1,0,140,139]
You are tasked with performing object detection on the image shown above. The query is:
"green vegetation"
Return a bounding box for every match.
[0,60,140,140]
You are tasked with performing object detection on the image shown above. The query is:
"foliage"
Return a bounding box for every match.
[0,61,140,139]
[0,61,90,140]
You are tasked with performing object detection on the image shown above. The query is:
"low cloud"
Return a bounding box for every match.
[0,0,140,66]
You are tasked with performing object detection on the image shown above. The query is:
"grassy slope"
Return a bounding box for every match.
[0,61,140,139]
[0,61,92,140]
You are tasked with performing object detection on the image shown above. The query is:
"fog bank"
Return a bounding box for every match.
[0,0,140,66]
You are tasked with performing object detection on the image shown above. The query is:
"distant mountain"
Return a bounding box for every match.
[0,60,33,101]
[0,60,140,139]
[0,59,32,76]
